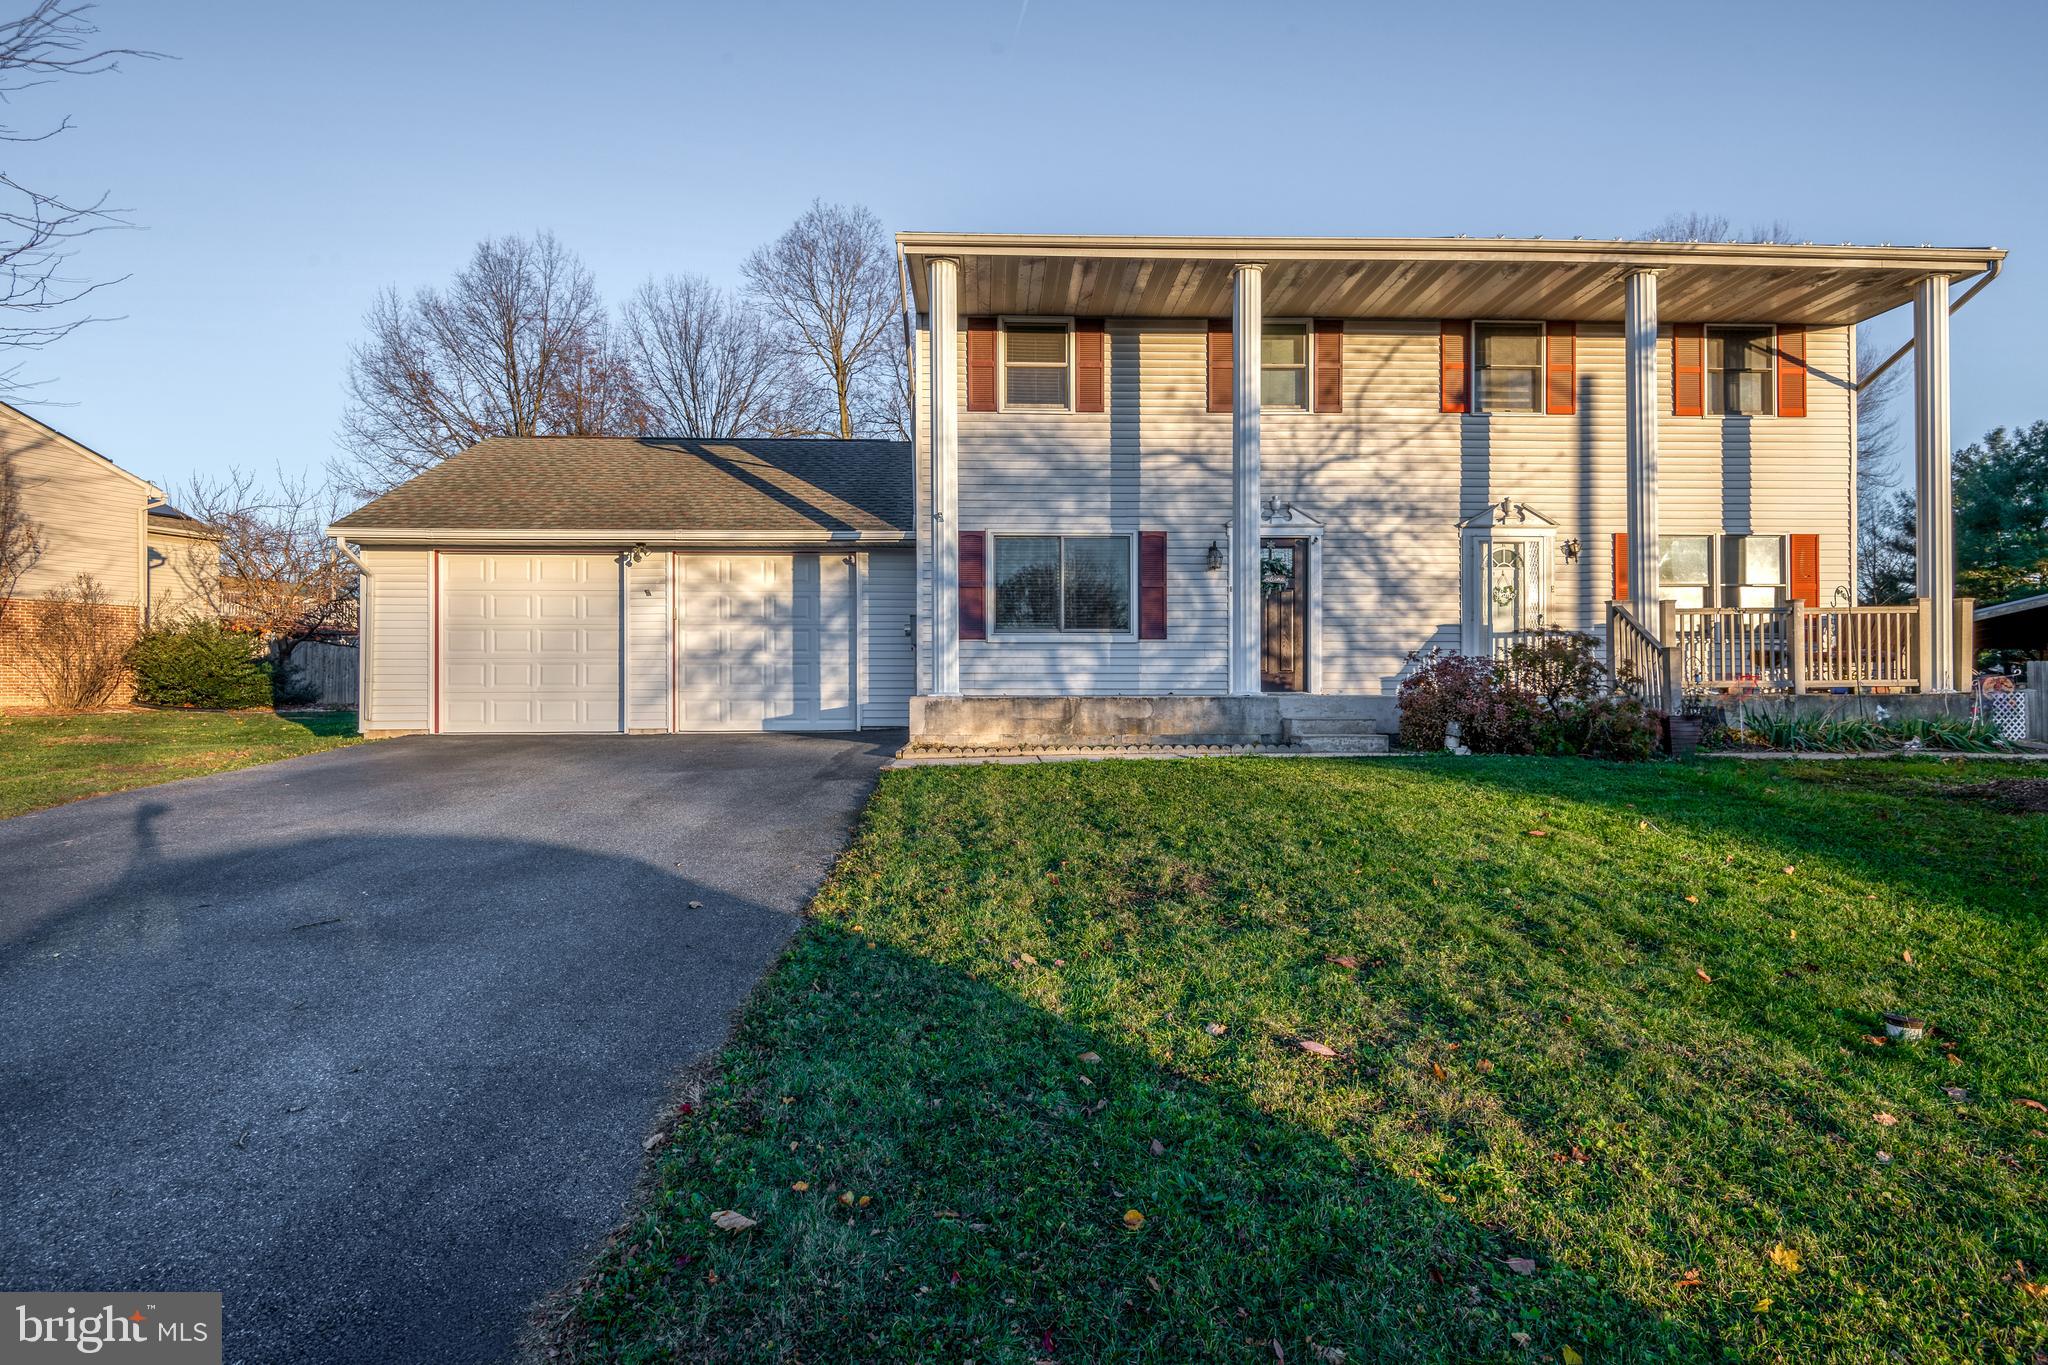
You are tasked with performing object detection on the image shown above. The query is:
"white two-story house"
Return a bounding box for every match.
[331,233,1999,746]
[898,233,2001,746]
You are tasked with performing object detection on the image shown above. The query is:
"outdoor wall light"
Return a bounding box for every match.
[1206,541,1225,571]
[625,542,650,565]
[1560,538,1580,564]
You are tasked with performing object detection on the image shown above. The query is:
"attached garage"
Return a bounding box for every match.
[331,437,916,737]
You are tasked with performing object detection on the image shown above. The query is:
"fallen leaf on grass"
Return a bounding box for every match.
[1683,895,1699,905]
[1902,950,1915,965]
[2021,1282,2048,1301]
[1876,1150,1892,1164]
[1122,1209,1145,1230]
[1673,1269,1703,1289]
[839,1191,855,1206]
[1944,1086,1969,1101]
[1510,1332,1532,1347]
[791,1181,809,1192]
[1695,968,1714,983]
[709,1210,757,1232]
[1149,1138,1166,1156]
[1504,1256,1537,1276]
[1563,1348,1584,1365]
[1078,1051,1101,1064]
[1767,1244,1802,1275]
[2018,1098,2048,1113]
[1525,829,1550,838]
[1753,1297,1772,1313]
[1145,1274,1161,1293]
[1325,955,1361,970]
[1873,1111,1899,1126]
[1430,1060,1448,1081]
[1476,1059,1495,1074]
[1298,1038,1339,1058]
[1782,865,1796,875]
[1204,1023,1228,1037]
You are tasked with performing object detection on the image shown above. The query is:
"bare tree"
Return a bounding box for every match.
[742,201,903,439]
[0,443,41,626]
[333,232,639,499]
[24,571,128,707]
[622,275,813,437]
[549,319,648,439]
[176,466,356,667]
[0,3,159,392]
[1637,212,1797,244]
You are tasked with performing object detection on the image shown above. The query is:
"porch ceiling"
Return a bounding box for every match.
[897,234,2004,326]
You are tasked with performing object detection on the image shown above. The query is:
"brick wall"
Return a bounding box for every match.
[0,596,139,708]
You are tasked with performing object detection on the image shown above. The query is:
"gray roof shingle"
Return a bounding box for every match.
[332,436,912,538]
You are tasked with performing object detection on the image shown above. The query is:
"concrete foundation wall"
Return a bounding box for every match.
[1717,693,1977,726]
[910,693,1397,747]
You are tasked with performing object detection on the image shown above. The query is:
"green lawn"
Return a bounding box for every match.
[0,708,364,818]
[556,756,2048,1364]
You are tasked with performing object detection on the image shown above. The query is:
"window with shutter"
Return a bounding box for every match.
[1474,322,1543,413]
[1001,321,1071,410]
[1706,326,1775,416]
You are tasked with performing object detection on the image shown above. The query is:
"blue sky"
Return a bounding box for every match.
[15,0,2044,497]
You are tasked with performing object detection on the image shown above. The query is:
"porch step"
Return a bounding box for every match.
[1293,733,1391,755]
[1281,717,1383,740]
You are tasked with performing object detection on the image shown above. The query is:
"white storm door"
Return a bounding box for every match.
[441,554,622,733]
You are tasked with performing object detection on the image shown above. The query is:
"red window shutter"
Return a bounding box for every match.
[1672,324,1704,417]
[1544,322,1576,415]
[1613,532,1629,601]
[1777,324,1807,418]
[1206,318,1232,413]
[1313,319,1343,413]
[1138,531,1168,640]
[1440,321,1470,413]
[959,531,987,639]
[1074,318,1106,413]
[966,317,997,412]
[1789,533,1819,606]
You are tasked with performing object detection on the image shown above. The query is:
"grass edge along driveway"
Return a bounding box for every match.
[551,755,2047,1365]
[0,708,363,819]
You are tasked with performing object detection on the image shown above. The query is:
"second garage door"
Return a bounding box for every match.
[441,555,621,733]
[675,554,854,731]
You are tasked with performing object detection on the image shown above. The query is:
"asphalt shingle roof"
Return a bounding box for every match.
[332,437,912,538]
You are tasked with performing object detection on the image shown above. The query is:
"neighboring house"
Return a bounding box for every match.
[327,437,916,735]
[334,233,2004,746]
[146,504,223,626]
[0,403,217,706]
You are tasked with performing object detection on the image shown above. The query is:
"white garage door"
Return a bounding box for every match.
[440,555,620,733]
[676,554,854,731]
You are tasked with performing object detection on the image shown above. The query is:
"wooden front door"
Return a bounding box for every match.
[1260,538,1308,692]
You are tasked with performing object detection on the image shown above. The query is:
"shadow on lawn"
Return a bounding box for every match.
[559,923,1711,1364]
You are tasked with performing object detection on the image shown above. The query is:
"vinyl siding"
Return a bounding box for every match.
[1,405,150,605]
[626,551,670,730]
[918,317,1856,697]
[362,548,431,730]
[145,528,219,624]
[862,549,916,725]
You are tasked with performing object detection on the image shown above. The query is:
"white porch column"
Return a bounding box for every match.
[1229,264,1264,696]
[1624,269,1661,621]
[927,257,961,695]
[1913,273,1955,691]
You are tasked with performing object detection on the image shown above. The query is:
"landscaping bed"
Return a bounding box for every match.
[0,708,362,818]
[552,756,2048,1364]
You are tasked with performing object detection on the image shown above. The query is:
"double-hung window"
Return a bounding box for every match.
[1261,322,1309,409]
[991,534,1132,633]
[1657,534,1712,608]
[1474,322,1543,413]
[1707,326,1775,416]
[1002,321,1071,410]
[1730,534,1785,607]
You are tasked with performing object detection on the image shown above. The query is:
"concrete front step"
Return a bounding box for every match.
[1281,717,1383,739]
[1294,733,1391,754]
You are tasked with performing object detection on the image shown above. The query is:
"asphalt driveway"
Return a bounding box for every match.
[0,730,901,1364]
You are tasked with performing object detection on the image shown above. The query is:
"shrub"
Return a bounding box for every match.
[1396,649,1539,754]
[1572,693,1661,761]
[1500,631,1658,762]
[24,573,133,709]
[129,620,273,709]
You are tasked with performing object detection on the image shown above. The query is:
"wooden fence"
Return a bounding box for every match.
[277,640,357,708]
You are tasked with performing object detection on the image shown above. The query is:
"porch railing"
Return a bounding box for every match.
[1602,596,1966,705]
